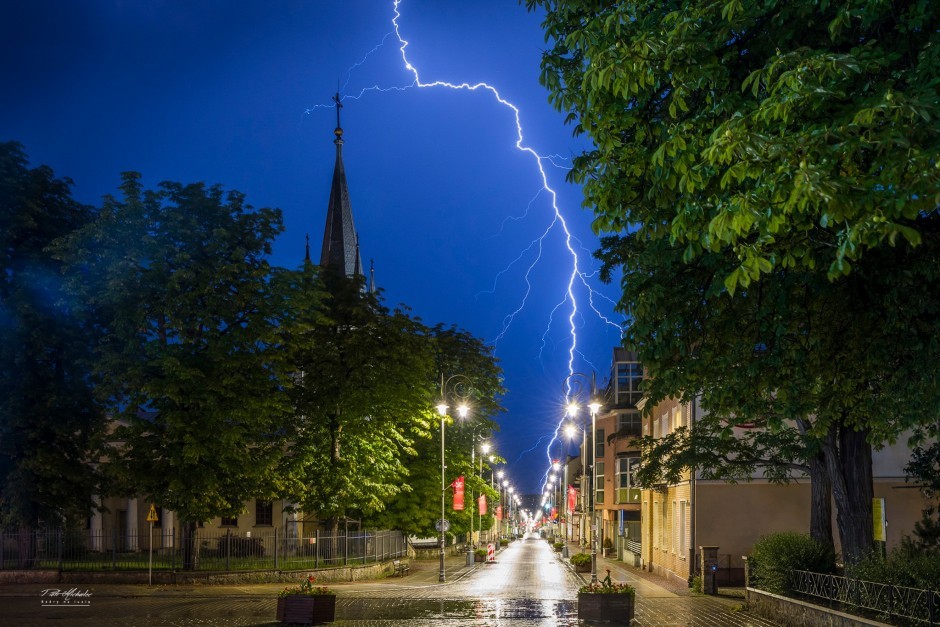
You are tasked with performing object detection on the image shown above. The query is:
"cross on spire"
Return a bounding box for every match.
[333,92,343,141]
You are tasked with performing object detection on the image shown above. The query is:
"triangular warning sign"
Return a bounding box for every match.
[146,503,159,523]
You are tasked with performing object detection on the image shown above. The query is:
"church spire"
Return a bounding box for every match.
[319,92,363,279]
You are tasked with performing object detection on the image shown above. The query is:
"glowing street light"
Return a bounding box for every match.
[565,371,602,584]
[436,374,473,583]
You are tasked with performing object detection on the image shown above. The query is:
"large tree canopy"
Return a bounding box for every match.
[529,0,940,563]
[529,0,939,291]
[0,142,105,528]
[54,173,287,527]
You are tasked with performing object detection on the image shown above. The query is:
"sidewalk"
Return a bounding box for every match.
[559,538,749,605]
[0,552,475,599]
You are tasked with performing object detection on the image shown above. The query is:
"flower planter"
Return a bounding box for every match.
[574,562,592,573]
[577,592,634,625]
[276,594,336,624]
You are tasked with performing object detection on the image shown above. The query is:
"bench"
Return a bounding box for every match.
[393,559,410,577]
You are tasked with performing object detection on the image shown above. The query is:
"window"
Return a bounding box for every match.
[595,462,605,505]
[615,361,644,407]
[616,456,641,504]
[616,411,642,437]
[595,428,605,459]
[662,501,670,552]
[653,501,661,548]
[255,500,273,526]
[220,516,238,527]
[678,501,688,559]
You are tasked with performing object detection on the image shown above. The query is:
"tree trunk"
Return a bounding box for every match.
[181,520,197,571]
[822,422,874,565]
[17,526,36,570]
[809,452,834,555]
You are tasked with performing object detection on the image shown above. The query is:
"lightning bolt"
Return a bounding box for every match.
[312,1,624,493]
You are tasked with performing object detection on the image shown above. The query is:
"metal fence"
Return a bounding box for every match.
[0,527,407,572]
[792,569,939,625]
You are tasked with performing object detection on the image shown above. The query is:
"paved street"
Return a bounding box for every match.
[0,534,780,626]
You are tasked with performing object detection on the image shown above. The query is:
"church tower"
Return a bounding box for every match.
[315,93,364,280]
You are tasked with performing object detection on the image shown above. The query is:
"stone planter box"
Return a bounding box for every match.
[577,592,635,625]
[573,562,592,573]
[276,594,336,624]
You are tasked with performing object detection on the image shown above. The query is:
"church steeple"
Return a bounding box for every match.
[319,92,363,279]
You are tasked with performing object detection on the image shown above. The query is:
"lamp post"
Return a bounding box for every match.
[562,422,578,549]
[437,374,472,583]
[480,443,490,543]
[565,372,601,584]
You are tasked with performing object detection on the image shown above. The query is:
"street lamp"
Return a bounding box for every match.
[479,443,490,543]
[437,373,472,583]
[565,372,602,584]
[561,421,578,552]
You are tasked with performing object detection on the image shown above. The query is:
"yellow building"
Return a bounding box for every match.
[639,395,926,589]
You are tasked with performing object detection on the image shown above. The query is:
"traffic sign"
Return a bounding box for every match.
[146,504,159,523]
[435,518,450,532]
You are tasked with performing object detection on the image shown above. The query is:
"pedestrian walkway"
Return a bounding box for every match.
[0,538,778,625]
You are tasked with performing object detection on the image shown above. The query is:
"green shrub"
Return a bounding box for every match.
[690,575,703,594]
[749,532,835,594]
[848,548,940,590]
[499,538,509,547]
[570,552,592,567]
[474,548,487,559]
[553,541,564,552]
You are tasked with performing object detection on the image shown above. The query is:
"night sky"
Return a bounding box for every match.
[1,0,625,495]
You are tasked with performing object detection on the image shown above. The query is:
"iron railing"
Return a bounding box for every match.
[792,569,939,625]
[0,527,407,573]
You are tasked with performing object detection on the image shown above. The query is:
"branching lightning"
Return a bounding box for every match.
[310,0,623,494]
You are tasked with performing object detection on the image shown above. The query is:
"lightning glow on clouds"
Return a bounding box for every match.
[308,0,623,495]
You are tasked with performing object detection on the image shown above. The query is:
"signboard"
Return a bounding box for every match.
[873,498,886,542]
[146,504,159,523]
[567,485,577,512]
[478,494,487,515]
[453,476,465,511]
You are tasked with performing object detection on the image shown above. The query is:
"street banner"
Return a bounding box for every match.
[478,494,487,515]
[551,506,557,520]
[453,475,465,511]
[496,505,503,521]
[567,485,577,512]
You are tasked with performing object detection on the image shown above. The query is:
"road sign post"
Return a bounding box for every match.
[146,504,159,585]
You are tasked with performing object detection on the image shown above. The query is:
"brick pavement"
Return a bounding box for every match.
[0,537,780,625]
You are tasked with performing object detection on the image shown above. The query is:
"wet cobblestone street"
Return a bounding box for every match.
[0,534,780,626]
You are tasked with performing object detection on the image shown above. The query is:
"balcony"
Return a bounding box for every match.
[615,488,642,505]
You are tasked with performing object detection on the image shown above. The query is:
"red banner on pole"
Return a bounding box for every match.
[452,476,465,511]
[496,505,503,521]
[551,507,557,520]
[478,494,487,515]
[567,485,577,512]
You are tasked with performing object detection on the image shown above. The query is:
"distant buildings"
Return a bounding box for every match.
[569,347,925,588]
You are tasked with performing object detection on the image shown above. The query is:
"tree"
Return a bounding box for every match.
[363,324,504,538]
[279,268,437,535]
[54,173,286,568]
[0,142,105,539]
[529,0,940,563]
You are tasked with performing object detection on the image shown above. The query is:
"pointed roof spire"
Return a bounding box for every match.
[319,93,363,279]
[370,258,376,295]
[304,233,311,263]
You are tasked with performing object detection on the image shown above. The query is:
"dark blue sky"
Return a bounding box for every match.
[1,0,625,494]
